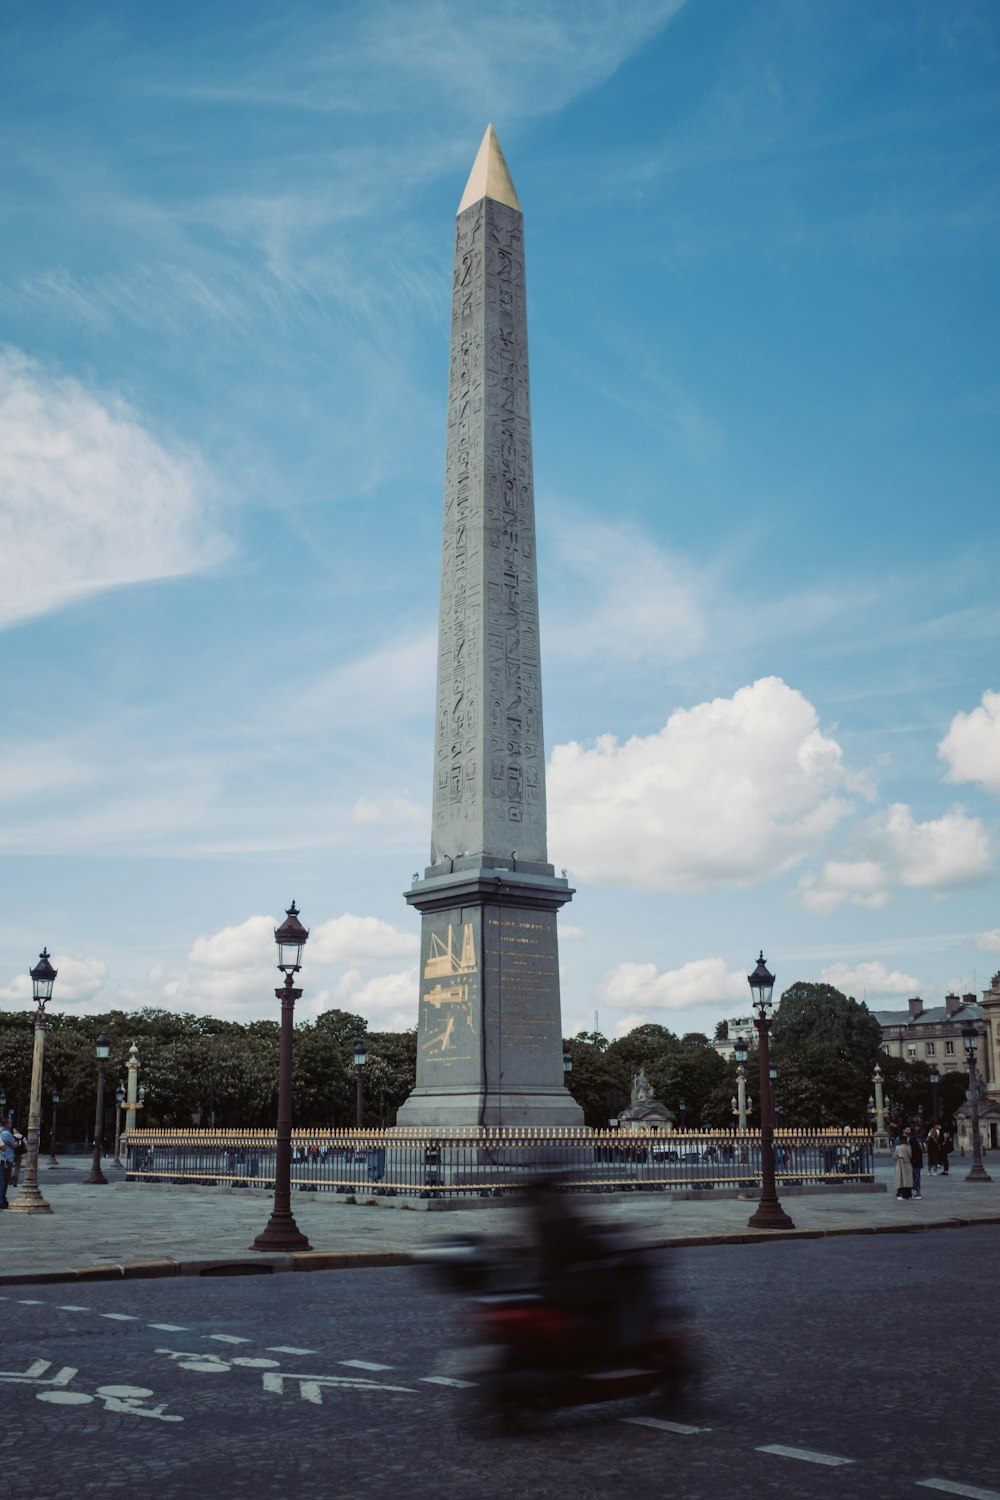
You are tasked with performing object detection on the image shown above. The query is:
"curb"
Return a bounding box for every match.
[2,1215,1000,1286]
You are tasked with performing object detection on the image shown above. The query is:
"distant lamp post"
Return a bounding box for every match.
[47,1089,61,1168]
[929,1065,941,1124]
[354,1039,367,1129]
[113,1084,126,1167]
[253,902,312,1252]
[11,948,57,1214]
[746,950,794,1231]
[872,1064,888,1146]
[83,1033,111,1185]
[563,1049,573,1077]
[733,1034,750,1130]
[961,1022,992,1184]
[678,1096,687,1131]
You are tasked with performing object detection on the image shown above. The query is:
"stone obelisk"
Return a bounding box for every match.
[397,126,583,1128]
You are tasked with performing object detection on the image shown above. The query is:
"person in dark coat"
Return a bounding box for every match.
[907,1126,924,1199]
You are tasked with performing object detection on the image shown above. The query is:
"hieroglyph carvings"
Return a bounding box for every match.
[431,197,547,867]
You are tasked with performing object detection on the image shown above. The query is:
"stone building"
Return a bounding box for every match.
[873,992,990,1082]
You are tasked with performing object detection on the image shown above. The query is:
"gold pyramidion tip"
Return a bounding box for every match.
[458,124,521,215]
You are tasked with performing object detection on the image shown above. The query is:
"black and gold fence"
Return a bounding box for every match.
[125,1127,875,1197]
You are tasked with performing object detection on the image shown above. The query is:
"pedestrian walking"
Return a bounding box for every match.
[894,1135,913,1200]
[0,1118,16,1207]
[927,1124,942,1174]
[940,1126,953,1175]
[907,1126,924,1198]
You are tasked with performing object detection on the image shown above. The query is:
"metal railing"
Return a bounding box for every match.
[124,1126,875,1197]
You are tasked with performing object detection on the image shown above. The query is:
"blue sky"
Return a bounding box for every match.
[1,0,998,1036]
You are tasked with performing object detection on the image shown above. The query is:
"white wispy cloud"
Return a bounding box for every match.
[939,690,1000,794]
[0,349,228,630]
[544,517,708,664]
[975,930,1000,954]
[549,677,852,891]
[818,960,920,998]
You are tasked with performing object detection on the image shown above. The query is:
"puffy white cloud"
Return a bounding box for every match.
[975,929,1000,954]
[939,691,1000,794]
[0,953,107,1010]
[321,966,418,1031]
[308,915,419,966]
[799,860,891,914]
[188,915,274,971]
[819,961,920,998]
[548,677,852,891]
[798,803,993,912]
[881,803,993,888]
[0,348,227,630]
[596,957,748,1013]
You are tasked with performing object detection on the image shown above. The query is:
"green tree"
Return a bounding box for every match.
[770,982,883,1126]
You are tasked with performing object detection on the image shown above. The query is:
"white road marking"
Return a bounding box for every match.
[148,1323,188,1331]
[269,1346,317,1356]
[17,1298,45,1304]
[100,1313,138,1321]
[622,1416,708,1436]
[419,1375,477,1389]
[262,1371,417,1404]
[0,1359,77,1386]
[58,1305,90,1312]
[207,1334,252,1344]
[340,1359,393,1371]
[917,1481,1000,1500]
[37,1384,183,1421]
[758,1444,855,1467]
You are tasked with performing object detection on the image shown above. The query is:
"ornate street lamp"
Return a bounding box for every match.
[252,902,312,1251]
[678,1096,687,1132]
[10,949,57,1214]
[961,1022,992,1184]
[47,1089,61,1168]
[83,1033,111,1185]
[746,951,794,1231]
[354,1039,367,1129]
[929,1064,940,1125]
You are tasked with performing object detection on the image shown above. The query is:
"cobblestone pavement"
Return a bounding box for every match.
[1,1156,998,1284]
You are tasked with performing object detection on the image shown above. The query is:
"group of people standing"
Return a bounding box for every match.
[893,1121,953,1200]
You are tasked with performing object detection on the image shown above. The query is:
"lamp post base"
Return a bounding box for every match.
[83,1165,108,1185]
[9,1183,52,1214]
[251,1210,312,1253]
[747,1198,795,1231]
[966,1163,993,1183]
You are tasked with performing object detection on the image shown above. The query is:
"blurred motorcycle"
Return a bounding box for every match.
[418,1179,697,1431]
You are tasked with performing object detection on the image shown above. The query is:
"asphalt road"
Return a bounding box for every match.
[1,1225,995,1500]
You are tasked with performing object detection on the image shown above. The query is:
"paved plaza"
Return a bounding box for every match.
[2,1155,998,1285]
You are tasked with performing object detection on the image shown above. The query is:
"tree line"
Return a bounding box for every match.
[0,982,966,1145]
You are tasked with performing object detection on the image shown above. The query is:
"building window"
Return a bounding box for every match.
[925,1042,935,1057]
[907,1044,917,1058]
[880,1043,890,1054]
[945,1040,955,1055]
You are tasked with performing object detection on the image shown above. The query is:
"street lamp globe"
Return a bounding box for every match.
[275,901,309,973]
[769,1061,778,1083]
[95,1032,111,1061]
[353,1040,367,1070]
[563,1050,573,1075]
[962,1022,978,1057]
[733,1035,749,1066]
[929,1066,940,1086]
[30,949,58,1007]
[747,951,775,1014]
